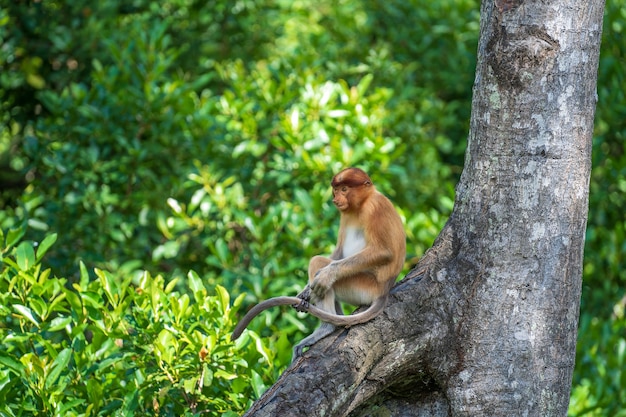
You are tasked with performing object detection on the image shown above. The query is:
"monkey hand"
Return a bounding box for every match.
[310,267,335,302]
[297,285,312,301]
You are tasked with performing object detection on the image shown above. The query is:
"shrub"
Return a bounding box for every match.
[569,302,626,416]
[0,229,280,416]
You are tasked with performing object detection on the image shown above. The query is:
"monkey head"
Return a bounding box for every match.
[331,168,373,212]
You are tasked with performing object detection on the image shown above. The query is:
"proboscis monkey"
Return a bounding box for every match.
[231,167,406,359]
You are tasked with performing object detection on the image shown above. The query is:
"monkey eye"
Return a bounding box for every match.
[341,186,348,192]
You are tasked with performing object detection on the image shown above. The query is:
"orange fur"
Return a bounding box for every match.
[305,167,405,315]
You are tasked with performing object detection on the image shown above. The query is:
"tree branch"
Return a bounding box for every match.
[245,224,459,417]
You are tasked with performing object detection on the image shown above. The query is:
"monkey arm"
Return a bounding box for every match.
[310,246,393,300]
[331,245,394,277]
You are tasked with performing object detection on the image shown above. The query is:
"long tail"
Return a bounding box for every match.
[231,296,302,340]
[308,294,388,327]
[230,294,388,340]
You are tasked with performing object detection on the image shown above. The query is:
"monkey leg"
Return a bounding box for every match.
[292,286,338,360]
[308,255,333,281]
[334,300,344,315]
[293,322,336,360]
[293,256,331,312]
[308,255,337,304]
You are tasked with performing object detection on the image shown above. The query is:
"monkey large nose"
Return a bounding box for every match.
[334,201,347,211]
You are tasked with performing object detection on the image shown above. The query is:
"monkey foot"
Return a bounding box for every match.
[293,299,310,313]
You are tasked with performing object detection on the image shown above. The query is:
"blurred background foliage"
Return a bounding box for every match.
[0,0,623,415]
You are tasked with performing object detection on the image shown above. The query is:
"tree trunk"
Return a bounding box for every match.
[244,0,604,415]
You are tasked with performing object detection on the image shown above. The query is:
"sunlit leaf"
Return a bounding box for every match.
[188,270,206,297]
[78,261,90,289]
[15,242,35,271]
[183,377,198,394]
[36,233,57,262]
[12,304,39,327]
[96,268,118,306]
[48,316,73,332]
[215,285,230,315]
[167,198,183,214]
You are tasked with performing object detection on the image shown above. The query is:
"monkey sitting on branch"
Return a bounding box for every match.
[231,167,406,359]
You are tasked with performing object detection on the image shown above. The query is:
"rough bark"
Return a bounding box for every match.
[244,0,604,415]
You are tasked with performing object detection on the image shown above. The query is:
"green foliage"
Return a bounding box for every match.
[24,18,214,273]
[569,303,626,416]
[0,1,474,411]
[582,0,626,311]
[0,231,278,416]
[0,0,624,414]
[0,0,476,276]
[568,2,626,415]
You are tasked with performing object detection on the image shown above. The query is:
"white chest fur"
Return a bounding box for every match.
[342,226,366,258]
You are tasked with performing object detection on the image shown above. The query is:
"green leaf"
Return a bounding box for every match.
[165,277,178,293]
[5,226,26,250]
[214,239,229,263]
[13,304,39,327]
[59,399,86,415]
[36,233,57,262]
[173,293,190,320]
[45,348,72,390]
[37,267,51,285]
[28,296,48,320]
[202,364,214,387]
[183,376,198,394]
[188,270,206,297]
[250,370,267,398]
[48,316,73,332]
[215,285,230,315]
[232,292,247,310]
[356,73,374,97]
[0,354,25,374]
[155,329,175,364]
[15,241,36,271]
[0,369,11,392]
[79,261,90,289]
[96,268,118,306]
